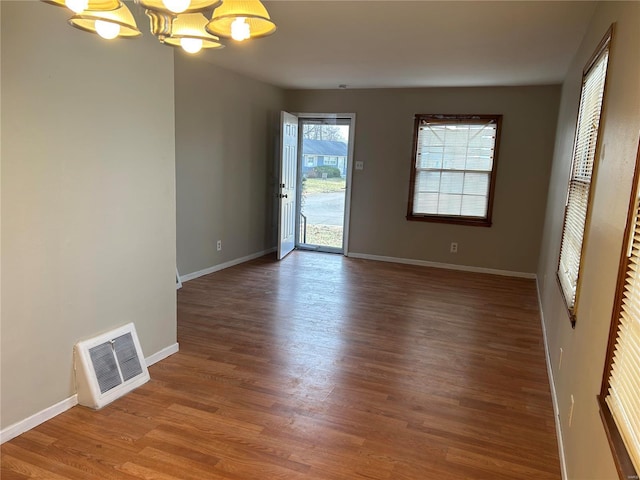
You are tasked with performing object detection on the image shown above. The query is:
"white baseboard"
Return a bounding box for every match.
[347,252,536,279]
[145,342,179,367]
[0,395,79,445]
[0,342,180,445]
[180,248,276,283]
[536,278,568,480]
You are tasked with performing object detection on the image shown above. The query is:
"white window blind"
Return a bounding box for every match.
[411,116,499,223]
[605,188,640,473]
[557,41,610,313]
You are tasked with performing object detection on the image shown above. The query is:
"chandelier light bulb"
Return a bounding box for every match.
[162,0,191,13]
[65,0,89,13]
[180,37,203,54]
[230,17,250,41]
[95,19,121,39]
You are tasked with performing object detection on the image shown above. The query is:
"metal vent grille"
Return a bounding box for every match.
[89,342,122,394]
[114,333,143,382]
[76,323,150,409]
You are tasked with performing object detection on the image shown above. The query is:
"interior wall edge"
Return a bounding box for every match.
[537,277,569,480]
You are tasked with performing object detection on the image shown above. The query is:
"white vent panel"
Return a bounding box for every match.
[75,323,150,409]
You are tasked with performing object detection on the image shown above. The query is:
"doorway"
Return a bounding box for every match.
[296,115,355,254]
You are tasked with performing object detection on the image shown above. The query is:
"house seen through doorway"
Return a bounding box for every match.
[297,118,351,253]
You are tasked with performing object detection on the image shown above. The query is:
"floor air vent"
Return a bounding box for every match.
[74,323,150,409]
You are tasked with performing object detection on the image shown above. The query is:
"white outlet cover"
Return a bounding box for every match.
[355,161,364,170]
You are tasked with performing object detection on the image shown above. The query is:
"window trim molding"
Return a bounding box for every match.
[406,113,503,227]
[598,137,640,480]
[556,24,614,327]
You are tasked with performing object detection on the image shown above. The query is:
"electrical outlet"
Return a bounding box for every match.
[217,240,222,251]
[450,242,458,254]
[355,161,364,170]
[569,394,575,427]
[559,348,563,370]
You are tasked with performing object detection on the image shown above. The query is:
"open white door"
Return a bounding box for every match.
[277,111,298,260]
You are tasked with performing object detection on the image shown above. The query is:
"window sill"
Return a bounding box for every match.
[406,214,492,227]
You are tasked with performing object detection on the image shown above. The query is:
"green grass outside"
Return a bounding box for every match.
[302,177,346,194]
[304,225,343,248]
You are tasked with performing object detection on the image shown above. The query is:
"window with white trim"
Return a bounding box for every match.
[599,138,640,480]
[407,114,501,227]
[557,28,611,323]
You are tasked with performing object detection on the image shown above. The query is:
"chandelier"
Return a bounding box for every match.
[42,0,277,54]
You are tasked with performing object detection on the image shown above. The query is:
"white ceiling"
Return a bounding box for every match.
[199,0,597,90]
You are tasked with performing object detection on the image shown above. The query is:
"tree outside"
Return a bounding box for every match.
[303,124,347,142]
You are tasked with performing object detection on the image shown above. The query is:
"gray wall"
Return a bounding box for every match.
[1,2,177,429]
[175,57,284,277]
[537,2,640,479]
[285,86,560,273]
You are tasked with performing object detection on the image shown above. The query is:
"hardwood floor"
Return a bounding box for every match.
[1,252,561,479]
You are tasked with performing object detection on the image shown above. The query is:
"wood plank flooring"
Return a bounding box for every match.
[1,252,561,479]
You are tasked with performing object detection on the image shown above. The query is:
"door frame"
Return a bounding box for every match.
[294,113,356,256]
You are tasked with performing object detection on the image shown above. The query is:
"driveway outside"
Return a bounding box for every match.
[301,191,345,227]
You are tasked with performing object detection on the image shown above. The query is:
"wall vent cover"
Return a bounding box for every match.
[75,323,150,409]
